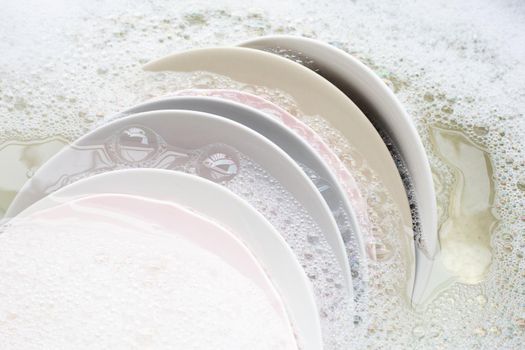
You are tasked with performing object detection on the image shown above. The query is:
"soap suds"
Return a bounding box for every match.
[0,215,296,349]
[0,0,524,348]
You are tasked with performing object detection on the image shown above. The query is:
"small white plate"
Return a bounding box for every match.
[7,109,353,347]
[239,35,438,305]
[12,192,299,349]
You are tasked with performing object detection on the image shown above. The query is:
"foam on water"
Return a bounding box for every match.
[0,0,524,348]
[299,114,416,347]
[146,143,355,347]
[0,216,295,349]
[224,155,354,349]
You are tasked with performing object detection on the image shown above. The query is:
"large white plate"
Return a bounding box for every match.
[13,192,299,349]
[239,35,438,305]
[108,94,369,309]
[142,46,415,300]
[19,170,322,349]
[7,110,353,347]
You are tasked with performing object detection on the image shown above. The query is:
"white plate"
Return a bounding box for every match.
[19,170,322,349]
[7,110,353,347]
[12,192,299,349]
[172,89,371,240]
[143,46,415,300]
[108,94,368,308]
[239,35,438,305]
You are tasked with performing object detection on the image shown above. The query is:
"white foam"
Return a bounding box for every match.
[0,1,524,348]
[0,215,296,349]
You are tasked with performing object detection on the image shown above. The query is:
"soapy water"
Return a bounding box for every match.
[227,156,354,349]
[298,161,369,332]
[0,214,297,349]
[1,0,524,348]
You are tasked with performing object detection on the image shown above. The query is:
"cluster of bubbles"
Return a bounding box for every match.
[301,114,416,346]
[1,0,524,348]
[0,216,295,349]
[213,154,355,349]
[156,142,356,348]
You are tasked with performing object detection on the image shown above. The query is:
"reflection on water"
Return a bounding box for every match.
[431,126,498,284]
[408,126,499,307]
[0,138,67,217]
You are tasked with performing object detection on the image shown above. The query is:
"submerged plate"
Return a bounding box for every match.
[239,35,438,305]
[172,89,371,244]
[107,93,369,311]
[7,110,354,348]
[10,193,298,349]
[19,169,322,349]
[143,46,415,299]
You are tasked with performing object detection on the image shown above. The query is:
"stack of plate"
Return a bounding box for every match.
[2,36,438,349]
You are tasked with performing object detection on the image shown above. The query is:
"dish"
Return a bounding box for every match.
[239,35,438,305]
[7,110,354,347]
[108,93,369,309]
[17,168,323,349]
[142,46,415,299]
[172,89,371,243]
[7,193,298,349]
